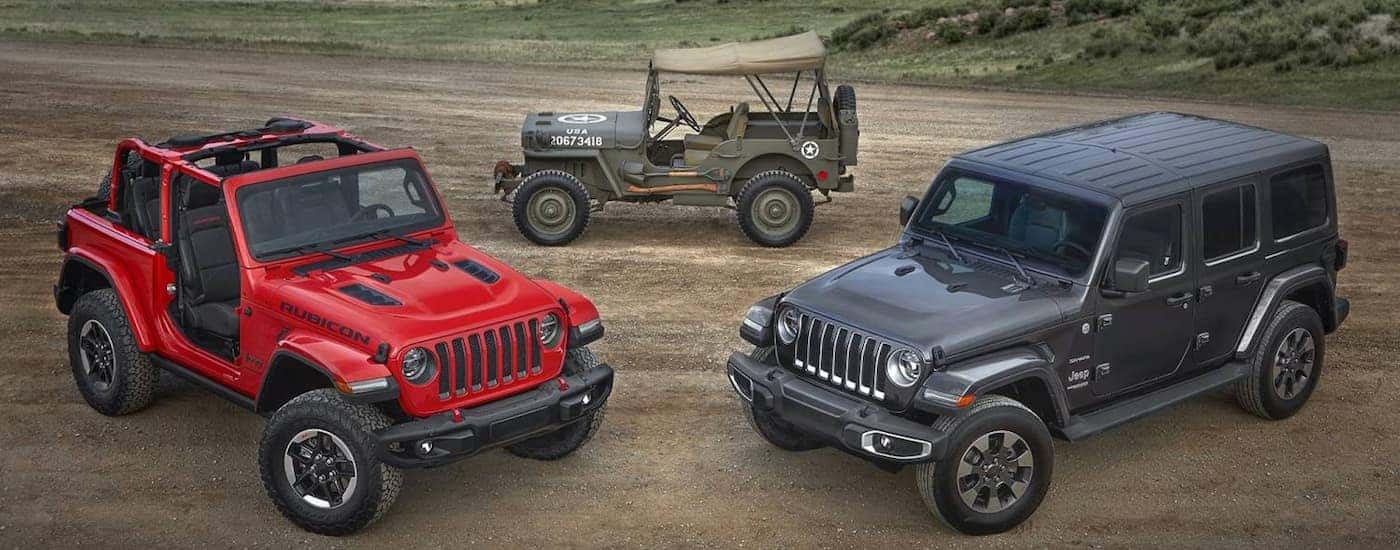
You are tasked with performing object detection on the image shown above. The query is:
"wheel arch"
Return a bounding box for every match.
[254,351,338,414]
[732,154,815,191]
[918,347,1071,427]
[56,252,156,350]
[1235,265,1333,358]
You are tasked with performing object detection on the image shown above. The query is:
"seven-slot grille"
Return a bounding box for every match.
[781,311,890,401]
[431,318,545,400]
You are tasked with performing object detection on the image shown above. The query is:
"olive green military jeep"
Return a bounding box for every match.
[493,31,859,247]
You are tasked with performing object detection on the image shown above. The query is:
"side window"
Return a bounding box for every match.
[1201,184,1258,262]
[1116,205,1182,278]
[1270,165,1327,240]
[925,176,994,225]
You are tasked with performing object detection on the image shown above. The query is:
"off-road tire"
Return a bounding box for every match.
[68,289,157,416]
[740,346,824,451]
[506,347,607,460]
[835,84,857,112]
[259,389,403,536]
[512,170,591,246]
[1236,300,1325,420]
[916,395,1053,535]
[735,170,814,247]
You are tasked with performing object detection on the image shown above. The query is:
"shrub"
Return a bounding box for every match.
[933,20,966,44]
[831,13,889,50]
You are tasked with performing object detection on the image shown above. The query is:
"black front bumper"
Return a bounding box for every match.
[374,364,613,468]
[727,352,948,465]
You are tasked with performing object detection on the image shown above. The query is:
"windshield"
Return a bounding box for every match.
[912,172,1107,277]
[236,159,443,260]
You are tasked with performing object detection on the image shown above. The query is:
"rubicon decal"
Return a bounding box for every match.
[279,302,371,345]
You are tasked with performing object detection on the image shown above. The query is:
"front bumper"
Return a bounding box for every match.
[727,352,948,465]
[374,363,613,468]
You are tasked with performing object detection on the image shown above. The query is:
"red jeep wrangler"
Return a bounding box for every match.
[54,118,613,535]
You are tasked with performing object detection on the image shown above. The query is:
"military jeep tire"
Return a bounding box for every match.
[506,347,607,460]
[736,170,814,247]
[1236,300,1324,420]
[512,170,591,246]
[741,346,824,451]
[259,389,403,536]
[916,395,1053,535]
[68,289,158,416]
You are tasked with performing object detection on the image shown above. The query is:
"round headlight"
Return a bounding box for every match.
[540,313,563,348]
[402,347,437,385]
[776,308,801,345]
[886,349,923,387]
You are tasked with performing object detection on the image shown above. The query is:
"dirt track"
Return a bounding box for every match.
[1,41,1397,548]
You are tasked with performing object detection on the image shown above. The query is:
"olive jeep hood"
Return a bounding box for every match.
[269,240,559,348]
[781,246,1074,360]
[522,110,648,150]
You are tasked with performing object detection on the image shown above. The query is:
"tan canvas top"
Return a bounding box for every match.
[652,31,826,75]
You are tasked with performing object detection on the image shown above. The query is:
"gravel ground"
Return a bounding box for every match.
[0,41,1397,548]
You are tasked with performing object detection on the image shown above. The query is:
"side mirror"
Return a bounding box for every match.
[1108,258,1150,294]
[899,195,919,227]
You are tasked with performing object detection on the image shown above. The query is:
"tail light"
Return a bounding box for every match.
[1334,238,1348,271]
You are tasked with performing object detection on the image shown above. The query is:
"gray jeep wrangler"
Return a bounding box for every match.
[727,112,1350,534]
[493,32,858,247]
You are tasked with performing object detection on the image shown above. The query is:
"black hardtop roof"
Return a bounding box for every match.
[956,112,1328,206]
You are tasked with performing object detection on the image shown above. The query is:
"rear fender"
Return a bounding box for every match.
[914,347,1070,425]
[57,251,157,351]
[1235,265,1332,358]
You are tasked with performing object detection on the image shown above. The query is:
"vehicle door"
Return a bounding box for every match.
[1091,197,1197,397]
[1193,177,1266,367]
[158,165,242,382]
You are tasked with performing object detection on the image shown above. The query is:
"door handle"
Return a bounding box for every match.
[1166,292,1194,306]
[1235,271,1262,285]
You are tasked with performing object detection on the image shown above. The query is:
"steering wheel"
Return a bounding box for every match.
[669,95,701,132]
[352,203,395,222]
[1053,241,1092,263]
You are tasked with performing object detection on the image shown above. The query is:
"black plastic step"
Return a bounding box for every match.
[1055,363,1249,441]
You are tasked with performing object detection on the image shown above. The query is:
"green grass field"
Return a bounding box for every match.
[2,0,1397,110]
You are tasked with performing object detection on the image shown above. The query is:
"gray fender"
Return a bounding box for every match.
[1234,265,1331,359]
[914,346,1071,425]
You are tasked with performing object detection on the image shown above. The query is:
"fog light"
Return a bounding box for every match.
[416,440,434,456]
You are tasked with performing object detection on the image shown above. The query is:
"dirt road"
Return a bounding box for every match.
[1,41,1397,548]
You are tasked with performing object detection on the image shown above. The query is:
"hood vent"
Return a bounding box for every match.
[339,284,401,306]
[454,260,500,284]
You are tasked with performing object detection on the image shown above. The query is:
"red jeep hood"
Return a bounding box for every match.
[268,240,559,347]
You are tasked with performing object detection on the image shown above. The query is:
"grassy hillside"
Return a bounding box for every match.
[2,0,1398,110]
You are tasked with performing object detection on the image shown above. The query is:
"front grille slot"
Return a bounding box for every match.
[430,318,545,402]
[787,312,887,401]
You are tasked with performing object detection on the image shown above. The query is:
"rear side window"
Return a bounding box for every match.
[1270,165,1327,240]
[1202,184,1257,261]
[1117,205,1182,278]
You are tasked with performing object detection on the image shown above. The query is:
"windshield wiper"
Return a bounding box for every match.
[932,230,964,263]
[265,242,354,261]
[996,246,1034,287]
[335,229,430,248]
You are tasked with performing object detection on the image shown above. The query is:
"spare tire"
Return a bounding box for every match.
[835,84,857,113]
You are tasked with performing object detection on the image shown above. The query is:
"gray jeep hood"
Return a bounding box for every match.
[522,110,647,150]
[781,246,1072,360]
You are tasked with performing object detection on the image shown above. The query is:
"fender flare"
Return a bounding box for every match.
[915,346,1071,426]
[254,332,396,413]
[1234,264,1331,358]
[731,153,817,188]
[57,251,157,351]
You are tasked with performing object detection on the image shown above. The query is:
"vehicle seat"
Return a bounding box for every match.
[1009,196,1067,252]
[206,160,261,178]
[178,205,240,338]
[683,102,749,165]
[282,181,352,236]
[128,176,162,241]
